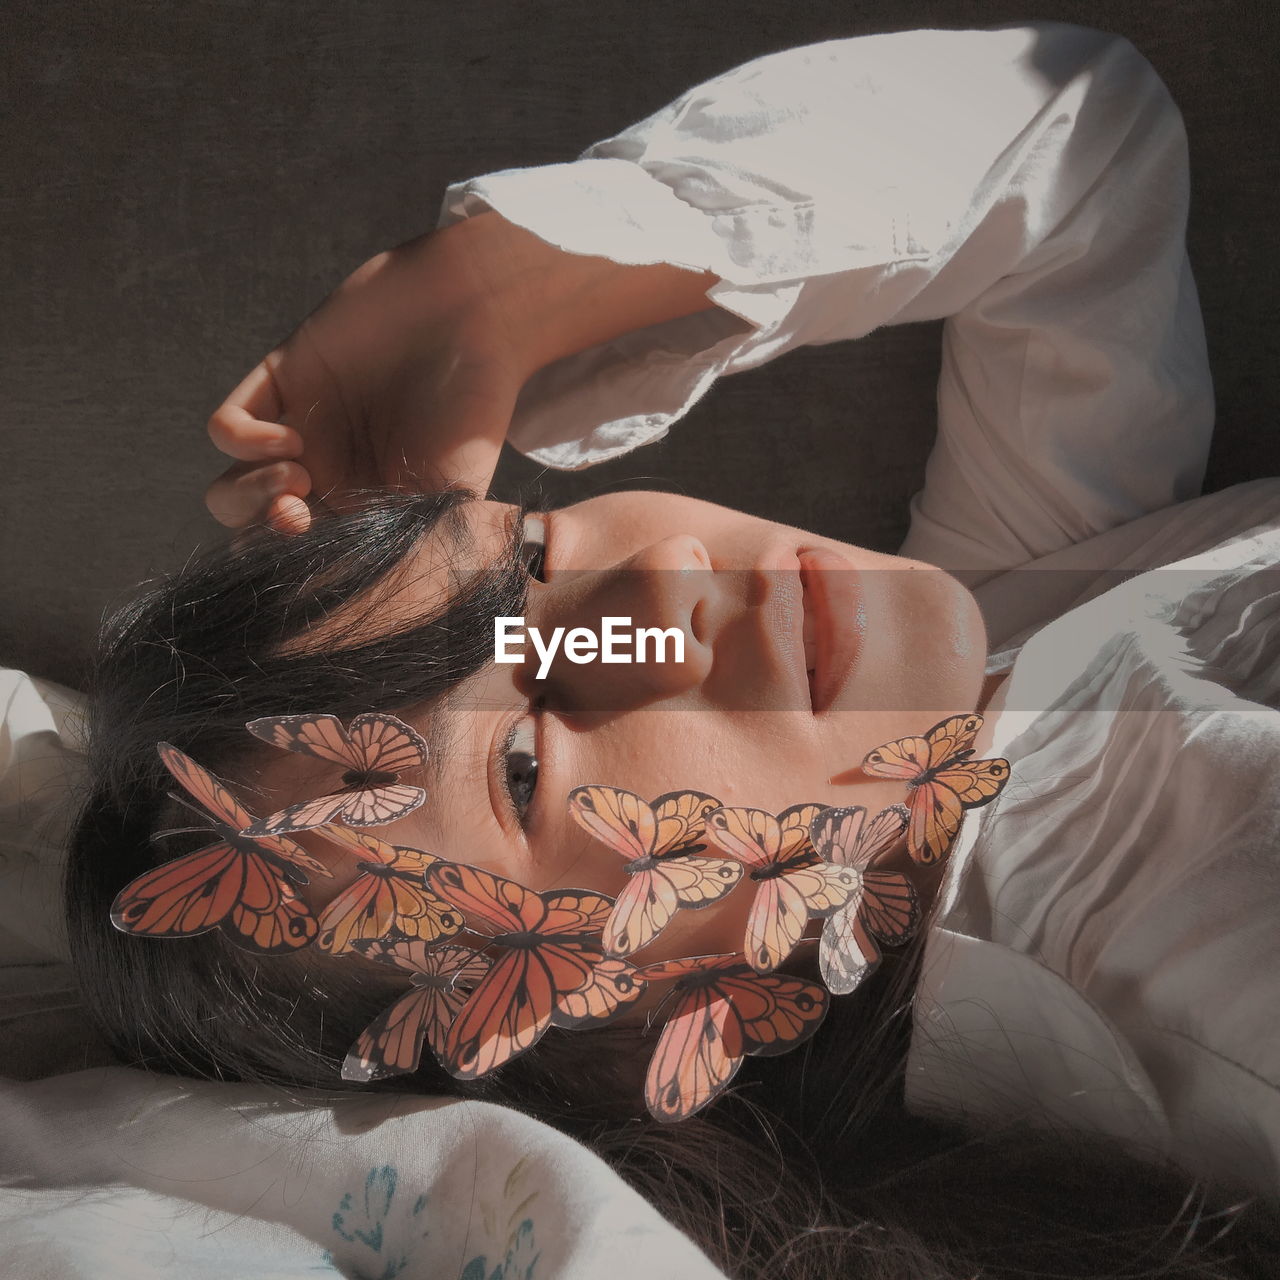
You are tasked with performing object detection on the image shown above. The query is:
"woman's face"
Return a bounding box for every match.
[270,491,990,963]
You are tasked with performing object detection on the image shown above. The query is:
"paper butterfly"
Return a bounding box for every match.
[702,803,859,973]
[310,824,463,954]
[243,712,428,835]
[809,804,919,996]
[110,742,332,954]
[567,785,742,956]
[424,862,646,1079]
[342,941,492,1082]
[638,953,829,1123]
[861,713,1010,864]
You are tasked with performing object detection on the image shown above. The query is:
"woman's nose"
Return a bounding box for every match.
[519,535,718,717]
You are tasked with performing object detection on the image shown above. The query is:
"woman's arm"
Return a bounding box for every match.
[204,214,720,530]
[441,23,1211,583]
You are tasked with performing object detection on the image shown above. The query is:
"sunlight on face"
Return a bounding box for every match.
[261,491,990,964]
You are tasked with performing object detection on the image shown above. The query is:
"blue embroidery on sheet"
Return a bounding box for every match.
[326,1165,430,1280]
[325,1162,539,1280]
[457,1217,540,1280]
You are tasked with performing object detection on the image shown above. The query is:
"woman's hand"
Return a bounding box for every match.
[205,213,534,534]
[205,210,722,534]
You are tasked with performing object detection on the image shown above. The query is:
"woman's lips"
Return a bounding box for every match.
[798,548,864,713]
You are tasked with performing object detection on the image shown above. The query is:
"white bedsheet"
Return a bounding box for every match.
[0,1067,723,1279]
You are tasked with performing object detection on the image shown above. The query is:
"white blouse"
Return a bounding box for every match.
[434,23,1280,1194]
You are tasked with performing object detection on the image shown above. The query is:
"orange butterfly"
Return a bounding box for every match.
[703,803,860,973]
[110,743,332,954]
[310,824,463,954]
[861,713,1010,864]
[342,941,492,1082]
[567,786,742,957]
[638,953,829,1123]
[810,804,919,996]
[424,862,646,1079]
[243,712,428,835]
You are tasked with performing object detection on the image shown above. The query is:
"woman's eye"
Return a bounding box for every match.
[503,716,539,823]
[520,513,547,582]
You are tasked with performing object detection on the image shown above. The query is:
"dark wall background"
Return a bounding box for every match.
[4,0,1276,688]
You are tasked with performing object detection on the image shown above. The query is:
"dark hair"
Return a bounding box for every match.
[65,490,1280,1278]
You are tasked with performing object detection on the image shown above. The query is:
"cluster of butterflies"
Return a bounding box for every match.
[110,710,1010,1123]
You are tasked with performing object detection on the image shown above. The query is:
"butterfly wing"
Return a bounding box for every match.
[426,874,603,1077]
[157,742,331,878]
[316,872,462,954]
[703,806,780,872]
[743,877,800,974]
[537,889,615,938]
[332,783,426,828]
[442,942,595,1078]
[551,958,648,1029]
[244,714,426,833]
[860,869,920,945]
[351,939,491,984]
[345,712,429,777]
[313,824,441,877]
[857,804,910,864]
[223,850,319,952]
[248,791,364,837]
[743,864,857,974]
[342,986,441,1083]
[111,842,247,939]
[809,805,866,866]
[602,868,678,957]
[567,785,656,863]
[819,896,881,996]
[425,862,534,935]
[861,734,931,782]
[933,759,1012,807]
[343,942,490,1081]
[602,857,739,957]
[904,779,964,866]
[316,876,386,953]
[656,857,743,908]
[157,742,257,833]
[650,790,721,857]
[776,803,825,866]
[819,863,920,996]
[645,986,743,1123]
[384,877,465,947]
[923,713,985,770]
[722,969,829,1056]
[245,714,359,768]
[781,862,860,916]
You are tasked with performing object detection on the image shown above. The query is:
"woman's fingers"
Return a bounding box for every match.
[208,359,304,461]
[205,459,312,529]
[225,359,284,419]
[267,493,313,534]
[208,403,305,460]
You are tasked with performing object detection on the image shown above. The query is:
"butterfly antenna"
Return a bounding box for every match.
[165,790,220,825]
[148,824,209,843]
[641,982,683,1034]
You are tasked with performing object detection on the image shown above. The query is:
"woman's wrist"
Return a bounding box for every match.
[445,210,722,378]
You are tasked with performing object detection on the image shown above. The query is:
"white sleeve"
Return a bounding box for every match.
[437,23,1212,582]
